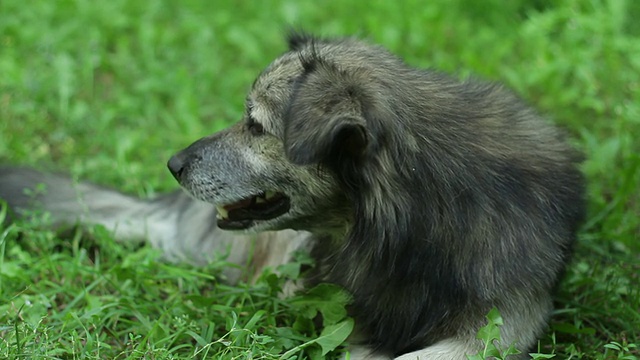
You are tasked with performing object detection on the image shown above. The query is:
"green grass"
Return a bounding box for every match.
[1,0,638,358]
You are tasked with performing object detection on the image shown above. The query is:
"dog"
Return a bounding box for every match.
[1,32,585,359]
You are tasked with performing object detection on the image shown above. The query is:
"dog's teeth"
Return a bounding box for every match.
[216,206,229,219]
[265,191,276,200]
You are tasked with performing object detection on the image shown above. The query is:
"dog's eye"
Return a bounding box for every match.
[248,122,265,136]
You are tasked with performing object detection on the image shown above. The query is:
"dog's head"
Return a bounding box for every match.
[168,33,406,234]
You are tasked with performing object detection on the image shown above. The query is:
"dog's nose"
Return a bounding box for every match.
[167,154,185,181]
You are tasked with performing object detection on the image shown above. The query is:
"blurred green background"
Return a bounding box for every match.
[1,0,638,358]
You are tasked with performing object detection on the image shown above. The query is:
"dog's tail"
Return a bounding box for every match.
[0,167,309,282]
[0,167,251,266]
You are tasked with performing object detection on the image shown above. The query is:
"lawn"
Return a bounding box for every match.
[1,0,638,359]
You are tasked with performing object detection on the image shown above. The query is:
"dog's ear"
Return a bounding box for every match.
[284,60,371,166]
[287,30,316,51]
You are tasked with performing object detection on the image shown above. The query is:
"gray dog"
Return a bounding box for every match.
[1,33,585,359]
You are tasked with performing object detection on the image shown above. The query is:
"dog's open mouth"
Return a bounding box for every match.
[216,191,290,230]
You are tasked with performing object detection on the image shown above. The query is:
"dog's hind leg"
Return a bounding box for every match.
[394,338,481,360]
[345,340,481,360]
[347,337,523,360]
